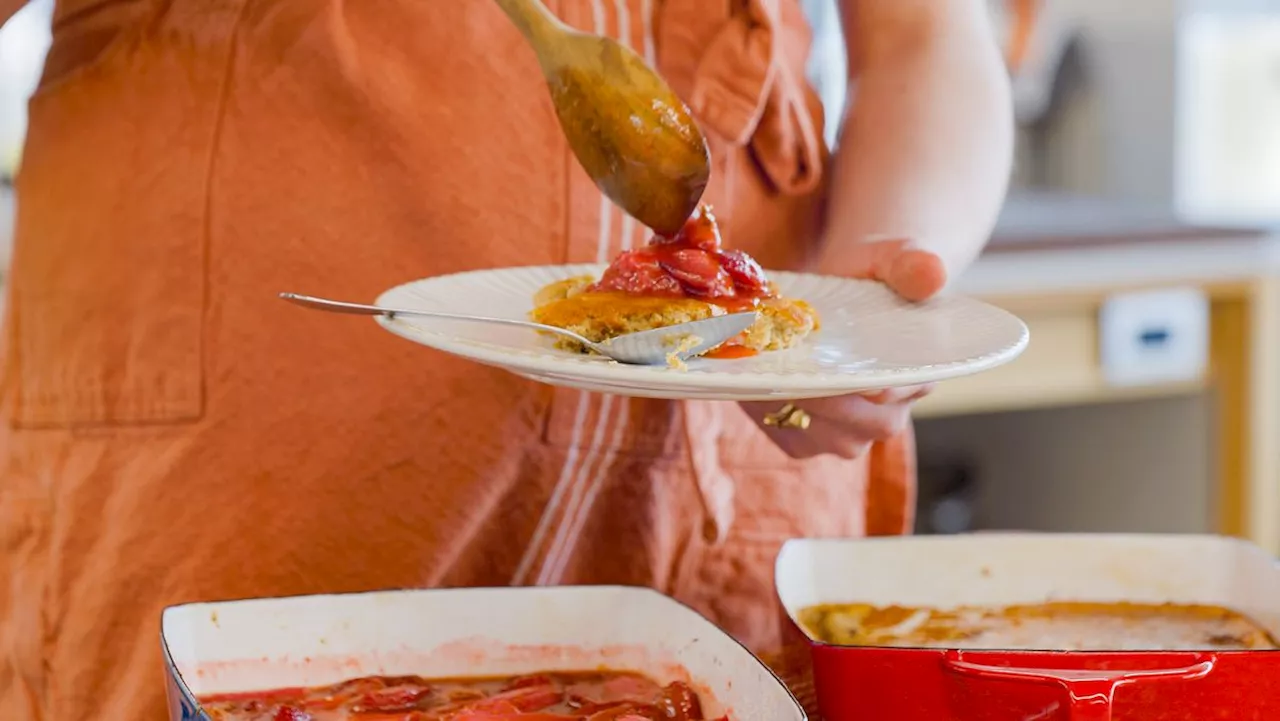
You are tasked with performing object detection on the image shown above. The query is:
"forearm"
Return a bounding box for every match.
[819,0,1013,281]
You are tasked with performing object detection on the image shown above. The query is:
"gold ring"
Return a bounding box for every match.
[762,403,811,430]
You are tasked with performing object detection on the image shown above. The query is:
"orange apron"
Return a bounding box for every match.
[0,1,915,718]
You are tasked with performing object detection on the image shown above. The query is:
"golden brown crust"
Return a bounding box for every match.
[532,275,595,307]
[531,291,723,352]
[529,279,820,356]
[741,298,820,352]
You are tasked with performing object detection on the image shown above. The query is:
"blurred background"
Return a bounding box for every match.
[1,0,1277,550]
[907,0,1280,553]
[0,0,49,273]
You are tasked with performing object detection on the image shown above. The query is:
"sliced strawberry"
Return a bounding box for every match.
[598,675,664,702]
[654,682,702,721]
[648,206,720,252]
[586,705,665,721]
[675,206,722,252]
[593,251,682,296]
[455,700,521,715]
[437,684,561,716]
[304,677,388,710]
[567,674,662,707]
[581,703,647,721]
[444,689,488,704]
[573,700,633,715]
[659,249,734,297]
[273,706,313,721]
[658,247,718,280]
[429,698,520,718]
[716,249,768,294]
[486,684,563,712]
[301,694,348,712]
[352,685,433,714]
[502,674,554,692]
[449,713,580,721]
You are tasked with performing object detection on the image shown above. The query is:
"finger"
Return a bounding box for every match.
[904,383,936,402]
[821,437,873,460]
[842,238,909,280]
[886,248,947,302]
[859,383,936,405]
[809,396,911,441]
[746,398,910,460]
[843,238,948,302]
[760,431,812,459]
[752,409,877,460]
[752,425,855,461]
[776,429,873,460]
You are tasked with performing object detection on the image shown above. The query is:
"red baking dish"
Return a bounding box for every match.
[775,533,1280,721]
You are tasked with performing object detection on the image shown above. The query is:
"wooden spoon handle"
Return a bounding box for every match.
[492,0,565,47]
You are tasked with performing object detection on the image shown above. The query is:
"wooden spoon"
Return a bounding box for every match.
[493,0,711,236]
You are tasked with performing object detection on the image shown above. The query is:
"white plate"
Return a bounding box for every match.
[374,264,1030,401]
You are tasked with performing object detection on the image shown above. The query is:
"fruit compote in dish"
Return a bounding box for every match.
[197,670,723,721]
[530,206,819,360]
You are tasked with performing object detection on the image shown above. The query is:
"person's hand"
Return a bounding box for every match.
[741,238,946,459]
[838,236,948,302]
[742,385,934,459]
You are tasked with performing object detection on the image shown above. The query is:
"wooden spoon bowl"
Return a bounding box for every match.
[494,0,711,236]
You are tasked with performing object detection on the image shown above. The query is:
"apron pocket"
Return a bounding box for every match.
[4,8,217,428]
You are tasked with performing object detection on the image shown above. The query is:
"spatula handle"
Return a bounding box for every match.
[278,292,596,347]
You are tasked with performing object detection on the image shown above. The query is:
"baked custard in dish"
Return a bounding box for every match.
[531,206,819,360]
[798,601,1279,651]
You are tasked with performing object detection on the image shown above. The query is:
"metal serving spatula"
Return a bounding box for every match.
[279,293,756,367]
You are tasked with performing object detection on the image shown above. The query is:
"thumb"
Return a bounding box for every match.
[842,238,948,302]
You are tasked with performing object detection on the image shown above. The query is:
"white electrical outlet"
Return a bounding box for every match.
[1098,287,1209,388]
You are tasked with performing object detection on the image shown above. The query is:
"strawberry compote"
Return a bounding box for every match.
[197,671,722,721]
[590,207,775,311]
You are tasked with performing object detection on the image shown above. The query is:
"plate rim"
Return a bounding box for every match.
[373,264,1030,393]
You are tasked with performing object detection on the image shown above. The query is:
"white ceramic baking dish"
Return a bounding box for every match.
[161,585,804,721]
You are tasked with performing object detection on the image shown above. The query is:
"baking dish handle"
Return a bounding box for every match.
[942,650,1217,721]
